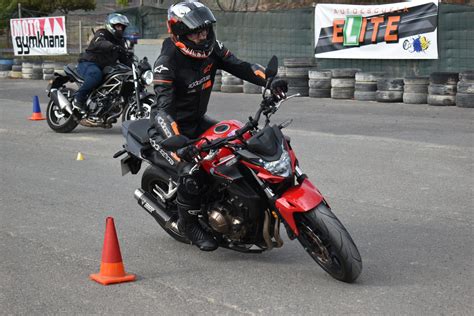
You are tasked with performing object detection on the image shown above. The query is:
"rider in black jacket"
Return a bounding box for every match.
[150,2,287,251]
[73,13,131,114]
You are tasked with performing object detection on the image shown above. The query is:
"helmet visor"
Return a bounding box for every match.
[180,7,216,31]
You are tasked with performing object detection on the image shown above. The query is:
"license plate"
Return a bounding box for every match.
[121,156,132,176]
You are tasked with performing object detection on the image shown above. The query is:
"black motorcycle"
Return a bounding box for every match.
[46,55,154,133]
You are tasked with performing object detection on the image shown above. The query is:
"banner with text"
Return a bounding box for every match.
[314,1,438,59]
[10,16,67,56]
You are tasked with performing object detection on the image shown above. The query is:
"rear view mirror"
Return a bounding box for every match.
[160,135,189,151]
[265,56,278,79]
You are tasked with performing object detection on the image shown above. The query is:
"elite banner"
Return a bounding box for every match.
[314,0,438,59]
[10,16,67,56]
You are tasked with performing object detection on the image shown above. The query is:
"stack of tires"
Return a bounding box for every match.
[276,66,286,80]
[212,69,222,91]
[284,57,317,97]
[376,78,404,102]
[53,62,65,76]
[0,58,14,79]
[9,59,22,79]
[354,72,383,101]
[42,62,57,80]
[22,62,42,80]
[403,77,429,104]
[427,72,459,106]
[308,70,331,98]
[456,71,474,108]
[331,68,359,99]
[243,81,261,94]
[221,71,243,93]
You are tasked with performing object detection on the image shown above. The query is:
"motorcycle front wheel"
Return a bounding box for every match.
[295,203,362,283]
[122,96,153,122]
[46,88,78,133]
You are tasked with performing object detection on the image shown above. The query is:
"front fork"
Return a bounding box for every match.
[131,63,142,116]
[251,166,325,238]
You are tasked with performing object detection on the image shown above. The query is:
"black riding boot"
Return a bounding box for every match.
[177,204,218,251]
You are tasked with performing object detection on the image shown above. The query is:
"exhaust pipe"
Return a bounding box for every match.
[50,89,73,115]
[134,189,171,226]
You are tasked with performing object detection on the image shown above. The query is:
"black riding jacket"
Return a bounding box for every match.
[151,38,266,136]
[78,28,130,69]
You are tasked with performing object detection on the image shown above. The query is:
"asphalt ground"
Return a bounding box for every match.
[0,79,473,314]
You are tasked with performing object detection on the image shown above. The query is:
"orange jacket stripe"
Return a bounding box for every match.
[153,79,173,84]
[254,70,266,79]
[202,80,212,90]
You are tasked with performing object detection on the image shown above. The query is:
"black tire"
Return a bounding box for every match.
[212,84,221,91]
[221,85,243,93]
[46,88,79,133]
[141,165,190,244]
[429,72,459,85]
[295,203,362,283]
[283,57,316,67]
[404,76,429,85]
[286,67,313,78]
[288,86,309,96]
[122,96,154,122]
[287,77,309,87]
[243,82,262,94]
[375,90,403,102]
[403,92,427,104]
[427,94,456,106]
[377,78,404,91]
[428,84,457,96]
[354,91,376,101]
[0,64,12,71]
[354,82,377,92]
[11,65,22,72]
[331,87,354,99]
[457,81,474,94]
[331,68,360,78]
[308,79,331,89]
[331,78,355,88]
[459,71,474,82]
[355,72,384,82]
[404,84,428,93]
[456,93,474,108]
[222,77,243,85]
[308,70,331,80]
[309,88,331,98]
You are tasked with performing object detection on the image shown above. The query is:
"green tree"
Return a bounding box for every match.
[116,0,129,8]
[0,0,95,18]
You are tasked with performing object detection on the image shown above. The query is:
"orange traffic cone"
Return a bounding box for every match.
[90,217,136,285]
[29,96,46,120]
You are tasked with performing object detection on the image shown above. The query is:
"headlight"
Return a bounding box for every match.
[263,147,292,177]
[141,70,153,85]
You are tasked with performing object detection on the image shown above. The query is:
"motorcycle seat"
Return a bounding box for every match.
[64,64,84,83]
[123,119,153,144]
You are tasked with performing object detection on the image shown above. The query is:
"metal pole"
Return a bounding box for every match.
[79,20,82,53]
[18,3,21,18]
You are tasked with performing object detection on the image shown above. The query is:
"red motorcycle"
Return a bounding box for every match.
[115,56,362,282]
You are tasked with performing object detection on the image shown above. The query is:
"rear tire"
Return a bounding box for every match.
[46,88,78,133]
[295,203,362,283]
[141,166,190,244]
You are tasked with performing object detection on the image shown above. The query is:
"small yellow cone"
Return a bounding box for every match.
[76,152,85,161]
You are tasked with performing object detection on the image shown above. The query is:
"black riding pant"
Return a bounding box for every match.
[176,115,217,208]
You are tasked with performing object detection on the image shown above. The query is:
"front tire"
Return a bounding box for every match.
[122,96,153,122]
[141,165,189,244]
[46,88,78,133]
[295,203,362,283]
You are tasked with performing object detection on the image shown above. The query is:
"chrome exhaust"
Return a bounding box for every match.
[134,189,171,225]
[50,89,73,115]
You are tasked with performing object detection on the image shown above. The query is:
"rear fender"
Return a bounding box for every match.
[275,179,324,235]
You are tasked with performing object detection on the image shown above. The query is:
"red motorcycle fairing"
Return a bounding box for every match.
[275,179,324,235]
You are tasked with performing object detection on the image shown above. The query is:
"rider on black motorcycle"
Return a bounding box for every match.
[150,1,288,251]
[73,13,132,114]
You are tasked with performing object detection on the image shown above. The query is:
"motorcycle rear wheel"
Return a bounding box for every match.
[141,166,190,244]
[46,88,78,133]
[295,203,362,283]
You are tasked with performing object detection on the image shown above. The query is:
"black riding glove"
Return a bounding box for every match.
[177,145,199,162]
[270,79,288,101]
[113,45,126,55]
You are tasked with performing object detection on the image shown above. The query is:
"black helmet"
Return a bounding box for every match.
[106,13,130,39]
[167,1,217,59]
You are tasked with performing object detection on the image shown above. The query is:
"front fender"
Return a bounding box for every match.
[275,179,324,235]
